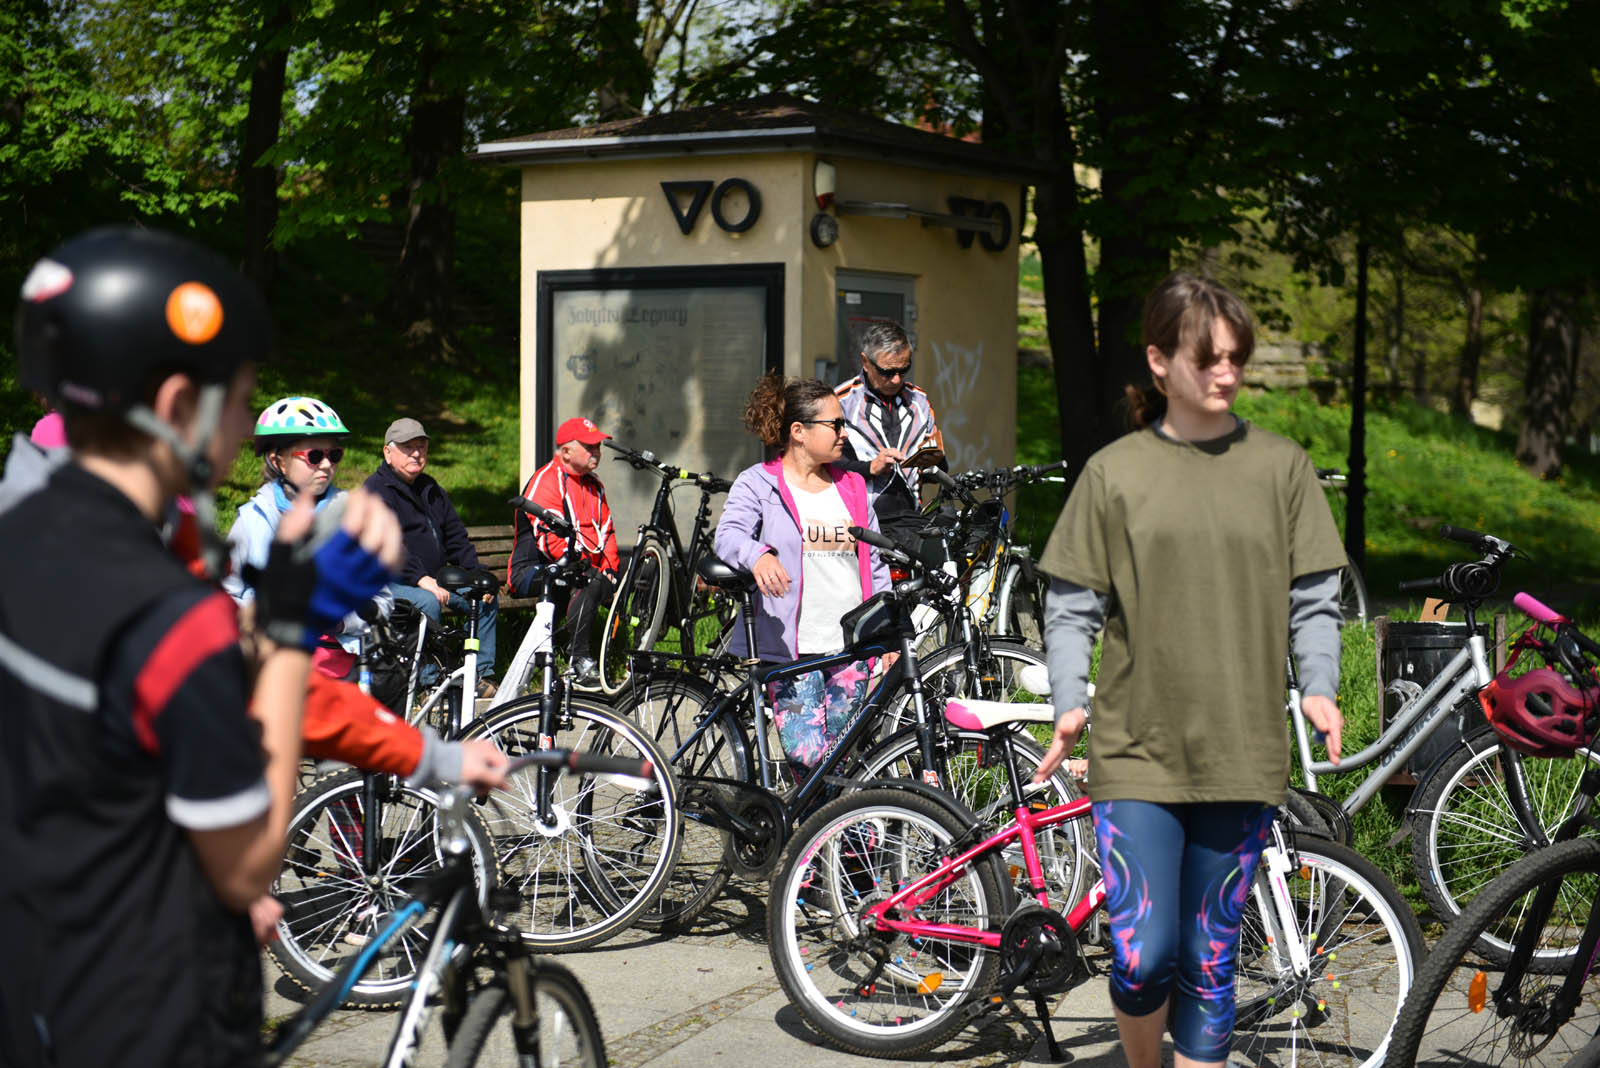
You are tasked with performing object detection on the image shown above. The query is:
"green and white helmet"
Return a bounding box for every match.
[253,395,349,453]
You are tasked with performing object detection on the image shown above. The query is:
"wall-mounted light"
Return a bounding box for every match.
[810,212,840,248]
[813,159,836,210]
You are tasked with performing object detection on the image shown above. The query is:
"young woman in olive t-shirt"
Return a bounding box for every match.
[1032,273,1346,1068]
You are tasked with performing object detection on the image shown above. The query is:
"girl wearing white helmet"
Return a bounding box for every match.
[224,395,377,677]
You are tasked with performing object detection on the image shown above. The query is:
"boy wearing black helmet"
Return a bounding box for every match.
[0,227,403,1068]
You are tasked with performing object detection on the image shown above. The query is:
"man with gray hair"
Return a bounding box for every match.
[833,319,945,549]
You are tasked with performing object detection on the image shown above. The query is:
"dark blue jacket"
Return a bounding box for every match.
[364,463,479,584]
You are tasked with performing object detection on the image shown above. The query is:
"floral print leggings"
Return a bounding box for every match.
[766,658,873,781]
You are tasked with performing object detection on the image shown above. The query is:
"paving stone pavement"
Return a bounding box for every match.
[262,881,1134,1068]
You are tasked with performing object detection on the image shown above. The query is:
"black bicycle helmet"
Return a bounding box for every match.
[16,225,272,413]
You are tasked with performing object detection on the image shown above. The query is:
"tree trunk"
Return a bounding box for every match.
[1089,0,1175,420]
[1516,288,1579,479]
[942,0,1101,486]
[1450,285,1484,418]
[240,0,292,295]
[391,40,465,353]
[595,0,648,120]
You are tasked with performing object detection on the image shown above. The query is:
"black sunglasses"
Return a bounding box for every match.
[799,417,848,434]
[866,355,912,380]
[292,447,345,466]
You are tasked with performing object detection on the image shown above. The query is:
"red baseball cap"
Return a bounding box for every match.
[556,416,611,446]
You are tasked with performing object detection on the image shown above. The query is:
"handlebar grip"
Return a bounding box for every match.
[1514,591,1566,626]
[1438,524,1492,547]
[1397,578,1441,593]
[508,496,574,538]
[567,752,654,779]
[1026,460,1069,477]
[849,525,898,552]
[703,476,733,494]
[925,468,958,491]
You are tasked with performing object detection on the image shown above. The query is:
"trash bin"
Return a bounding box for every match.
[1381,621,1487,779]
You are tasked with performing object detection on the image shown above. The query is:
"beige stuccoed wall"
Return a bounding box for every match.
[515,150,1021,485]
[801,155,1021,474]
[516,155,806,485]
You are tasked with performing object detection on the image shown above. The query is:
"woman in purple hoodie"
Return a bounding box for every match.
[714,372,891,778]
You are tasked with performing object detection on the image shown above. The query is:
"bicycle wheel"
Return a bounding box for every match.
[444,960,605,1068]
[1387,837,1600,1068]
[1232,832,1424,1068]
[267,768,499,1009]
[1340,556,1370,625]
[462,694,680,951]
[1412,727,1600,965]
[767,789,1006,1057]
[855,726,1093,906]
[1570,1034,1600,1068]
[598,537,671,695]
[611,671,752,931]
[883,639,1050,735]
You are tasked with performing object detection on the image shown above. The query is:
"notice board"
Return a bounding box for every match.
[536,265,784,538]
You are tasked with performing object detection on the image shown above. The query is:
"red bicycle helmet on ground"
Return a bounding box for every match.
[1480,667,1600,758]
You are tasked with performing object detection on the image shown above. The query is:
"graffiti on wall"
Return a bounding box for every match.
[928,338,992,471]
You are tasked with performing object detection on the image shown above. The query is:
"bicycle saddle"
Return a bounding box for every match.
[437,565,501,594]
[696,554,755,592]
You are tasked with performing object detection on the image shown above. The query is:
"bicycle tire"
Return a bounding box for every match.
[854,725,1093,906]
[444,961,606,1068]
[598,538,671,695]
[767,788,1007,1057]
[882,638,1050,736]
[1411,727,1600,965]
[610,671,753,931]
[461,694,681,951]
[267,768,499,1009]
[1387,836,1600,1068]
[1569,1034,1600,1068]
[1233,831,1424,1068]
[1340,557,1370,625]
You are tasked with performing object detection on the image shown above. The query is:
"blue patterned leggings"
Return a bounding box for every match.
[1092,799,1276,1063]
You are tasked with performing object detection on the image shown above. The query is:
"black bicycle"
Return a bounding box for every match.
[265,749,646,1068]
[595,440,735,695]
[612,524,1088,932]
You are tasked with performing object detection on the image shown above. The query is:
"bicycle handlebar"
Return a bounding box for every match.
[504,748,654,780]
[1438,523,1512,555]
[1514,591,1565,625]
[1395,524,1520,602]
[508,496,573,540]
[602,440,730,492]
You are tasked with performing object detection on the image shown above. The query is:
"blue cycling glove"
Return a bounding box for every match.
[306,528,393,635]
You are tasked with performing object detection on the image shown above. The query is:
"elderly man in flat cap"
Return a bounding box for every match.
[365,416,499,697]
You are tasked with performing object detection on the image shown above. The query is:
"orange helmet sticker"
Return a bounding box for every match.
[165,281,225,344]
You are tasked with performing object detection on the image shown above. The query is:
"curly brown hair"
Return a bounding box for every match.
[743,371,835,452]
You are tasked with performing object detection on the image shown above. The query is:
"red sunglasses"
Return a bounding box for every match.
[292,447,345,466]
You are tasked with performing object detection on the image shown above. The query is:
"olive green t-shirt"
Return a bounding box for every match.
[1038,420,1345,806]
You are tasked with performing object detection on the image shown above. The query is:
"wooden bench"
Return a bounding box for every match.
[464,524,539,612]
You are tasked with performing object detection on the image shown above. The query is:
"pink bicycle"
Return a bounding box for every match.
[766,697,1423,1063]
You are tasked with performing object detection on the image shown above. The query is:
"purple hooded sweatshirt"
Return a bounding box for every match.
[713,458,891,662]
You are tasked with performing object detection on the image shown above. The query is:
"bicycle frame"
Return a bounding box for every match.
[863,793,1104,950]
[266,799,483,1068]
[1291,631,1493,813]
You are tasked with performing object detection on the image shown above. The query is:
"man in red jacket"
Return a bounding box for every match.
[508,417,619,685]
